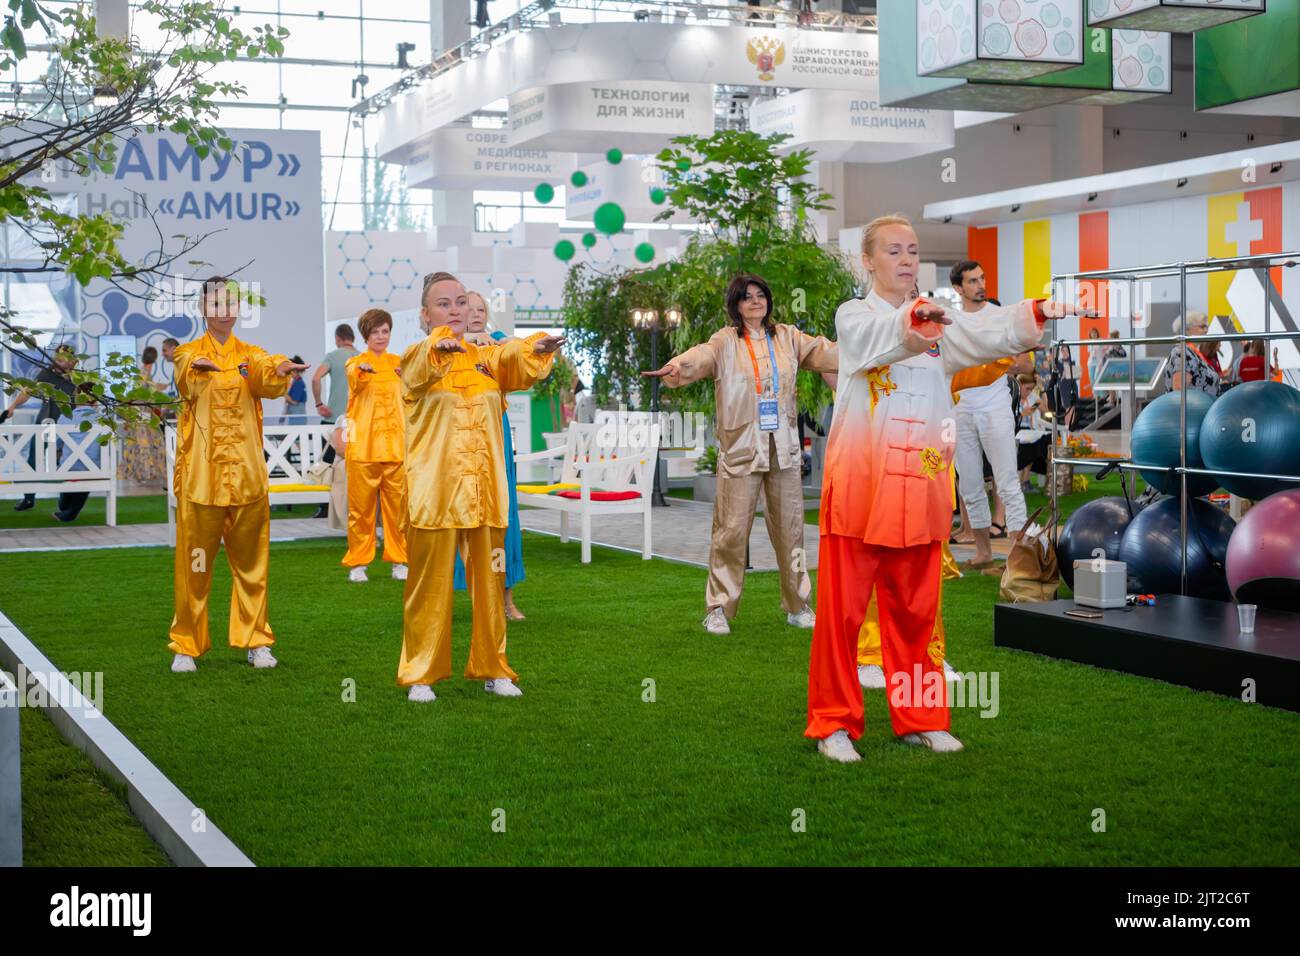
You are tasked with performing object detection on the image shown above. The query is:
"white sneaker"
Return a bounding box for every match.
[942,659,963,683]
[391,563,408,581]
[817,729,861,763]
[171,654,196,673]
[485,678,523,697]
[702,607,730,635]
[348,566,368,583]
[858,664,886,689]
[899,730,965,753]
[247,647,278,669]
[408,684,436,703]
[786,606,816,628]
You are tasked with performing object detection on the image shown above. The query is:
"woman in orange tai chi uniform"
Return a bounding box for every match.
[807,215,1088,762]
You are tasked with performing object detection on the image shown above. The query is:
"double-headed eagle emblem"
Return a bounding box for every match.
[746,36,785,82]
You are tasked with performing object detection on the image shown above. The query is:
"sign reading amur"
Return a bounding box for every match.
[53,136,305,222]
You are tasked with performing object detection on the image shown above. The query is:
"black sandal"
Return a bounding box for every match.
[989,523,1007,539]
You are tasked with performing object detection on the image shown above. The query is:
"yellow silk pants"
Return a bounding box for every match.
[707,446,811,618]
[397,524,514,687]
[343,459,408,567]
[857,542,961,666]
[168,496,275,658]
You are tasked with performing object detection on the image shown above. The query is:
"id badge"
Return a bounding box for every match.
[758,396,779,431]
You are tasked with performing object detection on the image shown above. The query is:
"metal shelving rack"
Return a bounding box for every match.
[1046,251,1300,596]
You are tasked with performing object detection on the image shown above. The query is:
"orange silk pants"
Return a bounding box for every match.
[342,459,408,567]
[806,534,947,740]
[169,496,275,658]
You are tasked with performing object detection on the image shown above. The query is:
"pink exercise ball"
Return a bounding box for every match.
[1225,489,1300,613]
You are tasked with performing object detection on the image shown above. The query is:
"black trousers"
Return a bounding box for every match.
[1017,436,1050,476]
[55,491,90,519]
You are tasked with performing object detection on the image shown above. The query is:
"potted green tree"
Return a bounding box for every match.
[557,130,858,475]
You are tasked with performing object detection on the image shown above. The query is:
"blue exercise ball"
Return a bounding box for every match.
[1118,496,1236,599]
[1199,381,1300,500]
[1131,390,1219,497]
[1058,496,1140,591]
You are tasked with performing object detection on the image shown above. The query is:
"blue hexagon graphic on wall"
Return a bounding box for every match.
[82,289,197,344]
[336,234,420,305]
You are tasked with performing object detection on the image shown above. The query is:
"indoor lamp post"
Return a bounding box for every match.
[630,306,682,507]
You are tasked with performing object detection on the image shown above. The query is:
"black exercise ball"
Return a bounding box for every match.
[1118,497,1237,600]
[1058,496,1139,590]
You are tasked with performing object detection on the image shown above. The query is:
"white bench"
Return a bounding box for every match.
[515,420,660,564]
[0,423,119,525]
[164,423,334,546]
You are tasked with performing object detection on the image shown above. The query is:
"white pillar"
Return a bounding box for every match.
[428,1,475,231]
[808,161,846,245]
[94,0,130,39]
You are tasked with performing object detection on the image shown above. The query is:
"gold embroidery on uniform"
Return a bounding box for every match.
[920,447,943,479]
[864,365,896,414]
[927,637,945,668]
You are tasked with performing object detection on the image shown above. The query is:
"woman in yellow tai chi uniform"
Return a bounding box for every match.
[341,308,408,582]
[168,276,308,673]
[397,272,564,703]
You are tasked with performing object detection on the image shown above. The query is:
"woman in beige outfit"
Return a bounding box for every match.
[644,273,838,635]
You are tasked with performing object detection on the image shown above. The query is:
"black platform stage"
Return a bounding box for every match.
[994,596,1300,712]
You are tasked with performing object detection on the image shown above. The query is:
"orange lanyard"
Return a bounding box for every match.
[742,332,778,395]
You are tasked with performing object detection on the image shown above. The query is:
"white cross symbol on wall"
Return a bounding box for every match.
[1222,200,1263,254]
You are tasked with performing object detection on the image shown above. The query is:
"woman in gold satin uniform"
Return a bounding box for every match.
[341,308,408,582]
[168,277,308,673]
[397,272,564,703]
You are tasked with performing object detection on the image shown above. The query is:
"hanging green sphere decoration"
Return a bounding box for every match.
[581,232,597,248]
[675,158,691,172]
[649,187,667,205]
[534,182,555,204]
[606,148,623,165]
[553,239,576,261]
[570,170,588,188]
[593,202,626,235]
[634,242,655,264]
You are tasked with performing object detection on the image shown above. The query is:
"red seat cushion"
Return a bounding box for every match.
[555,489,642,502]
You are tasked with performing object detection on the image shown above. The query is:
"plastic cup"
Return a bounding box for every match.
[1237,603,1257,634]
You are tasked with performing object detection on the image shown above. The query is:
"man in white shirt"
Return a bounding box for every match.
[950,260,1029,568]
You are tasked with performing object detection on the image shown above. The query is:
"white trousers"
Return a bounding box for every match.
[955,400,1027,532]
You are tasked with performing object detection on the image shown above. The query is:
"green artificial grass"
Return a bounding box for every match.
[18,706,170,866]
[0,533,1295,866]
[0,494,321,530]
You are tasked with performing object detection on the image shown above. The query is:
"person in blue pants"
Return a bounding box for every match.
[454,291,527,619]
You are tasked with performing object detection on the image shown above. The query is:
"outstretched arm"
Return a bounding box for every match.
[941,300,1092,376]
[838,297,953,377]
[486,333,563,393]
[791,329,838,375]
[641,339,719,388]
[174,349,217,401]
[247,349,303,400]
[401,326,462,397]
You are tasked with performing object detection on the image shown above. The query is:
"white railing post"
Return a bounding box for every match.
[0,668,21,867]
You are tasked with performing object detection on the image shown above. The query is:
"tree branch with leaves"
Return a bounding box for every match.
[0,1,288,431]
